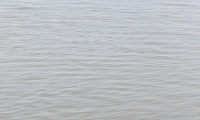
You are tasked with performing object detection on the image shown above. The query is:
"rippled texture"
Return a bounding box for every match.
[0,0,200,119]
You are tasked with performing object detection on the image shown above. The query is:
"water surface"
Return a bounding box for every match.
[0,0,200,120]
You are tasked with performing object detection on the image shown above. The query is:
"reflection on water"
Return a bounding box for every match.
[0,0,200,119]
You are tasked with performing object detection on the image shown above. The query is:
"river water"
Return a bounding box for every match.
[0,0,200,120]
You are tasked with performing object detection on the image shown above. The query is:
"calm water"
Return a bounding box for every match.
[0,0,200,119]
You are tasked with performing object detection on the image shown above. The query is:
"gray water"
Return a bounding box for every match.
[0,0,200,119]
